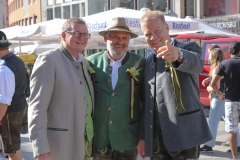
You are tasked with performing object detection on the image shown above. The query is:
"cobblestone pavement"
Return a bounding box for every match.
[0,108,237,160]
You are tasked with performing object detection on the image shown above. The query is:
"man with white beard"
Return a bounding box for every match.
[87,17,145,160]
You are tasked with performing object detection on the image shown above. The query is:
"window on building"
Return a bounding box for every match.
[110,0,134,9]
[139,0,168,12]
[29,17,33,25]
[55,7,61,18]
[185,0,194,17]
[88,0,107,15]
[56,0,62,4]
[34,16,38,23]
[72,4,79,17]
[204,0,238,17]
[22,19,24,25]
[63,5,70,19]
[47,0,53,5]
[25,18,28,26]
[63,0,70,3]
[80,2,85,17]
[28,0,31,5]
[47,8,53,20]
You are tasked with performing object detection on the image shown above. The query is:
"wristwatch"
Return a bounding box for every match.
[178,48,184,60]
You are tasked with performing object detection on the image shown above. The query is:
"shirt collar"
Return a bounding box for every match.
[108,52,126,64]
[72,54,82,62]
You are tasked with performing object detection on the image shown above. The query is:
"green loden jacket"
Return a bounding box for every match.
[87,50,145,151]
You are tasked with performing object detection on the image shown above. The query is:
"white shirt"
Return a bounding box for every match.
[108,53,126,90]
[72,54,82,62]
[0,65,15,105]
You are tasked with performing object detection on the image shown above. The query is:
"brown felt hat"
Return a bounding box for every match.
[98,17,138,39]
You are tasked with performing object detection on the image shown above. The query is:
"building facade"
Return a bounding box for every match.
[4,0,240,34]
[7,0,41,26]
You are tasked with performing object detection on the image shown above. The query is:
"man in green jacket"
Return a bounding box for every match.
[87,17,145,160]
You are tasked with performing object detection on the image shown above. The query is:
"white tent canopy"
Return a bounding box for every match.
[5,8,232,51]
[14,44,60,54]
[175,17,239,37]
[83,7,198,40]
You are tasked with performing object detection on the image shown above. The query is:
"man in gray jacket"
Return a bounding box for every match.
[137,10,212,159]
[28,18,94,160]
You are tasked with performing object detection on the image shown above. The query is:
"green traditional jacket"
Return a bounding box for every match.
[87,50,145,151]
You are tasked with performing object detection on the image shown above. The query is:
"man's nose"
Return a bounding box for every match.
[150,34,157,40]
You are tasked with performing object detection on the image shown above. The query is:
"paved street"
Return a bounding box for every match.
[1,108,237,159]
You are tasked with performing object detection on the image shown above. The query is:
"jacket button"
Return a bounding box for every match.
[150,125,152,128]
[84,97,86,100]
[76,66,80,69]
[108,68,112,72]
[150,95,153,99]
[150,110,152,113]
[109,121,112,124]
[111,92,115,96]
[80,81,82,84]
[152,66,154,70]
[108,107,111,110]
[108,79,111,83]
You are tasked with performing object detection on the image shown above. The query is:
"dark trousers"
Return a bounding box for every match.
[93,143,138,160]
[151,133,200,160]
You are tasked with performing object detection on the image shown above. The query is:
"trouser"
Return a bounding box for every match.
[151,133,199,160]
[93,143,138,160]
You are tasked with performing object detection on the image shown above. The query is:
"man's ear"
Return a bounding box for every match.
[61,32,66,42]
[103,35,108,43]
[166,23,169,32]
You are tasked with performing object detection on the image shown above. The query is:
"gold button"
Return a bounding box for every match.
[109,121,112,124]
[107,79,111,83]
[76,66,80,69]
[108,107,111,111]
[111,93,115,96]
[108,68,112,72]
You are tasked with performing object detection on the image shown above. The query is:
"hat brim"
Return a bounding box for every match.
[99,28,138,39]
[0,42,12,47]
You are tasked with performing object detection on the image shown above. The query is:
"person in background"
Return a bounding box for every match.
[211,41,240,160]
[200,48,225,152]
[137,10,212,159]
[87,17,145,160]
[28,18,94,160]
[0,30,28,160]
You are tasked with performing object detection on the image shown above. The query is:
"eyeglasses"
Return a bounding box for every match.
[66,31,91,39]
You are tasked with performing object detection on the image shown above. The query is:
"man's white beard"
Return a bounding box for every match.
[107,43,128,58]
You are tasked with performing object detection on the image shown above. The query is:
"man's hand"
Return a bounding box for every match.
[137,139,146,159]
[202,78,210,87]
[156,40,179,62]
[36,153,51,160]
[218,92,225,100]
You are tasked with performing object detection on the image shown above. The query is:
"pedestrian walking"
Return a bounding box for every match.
[211,40,240,159]
[0,30,28,160]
